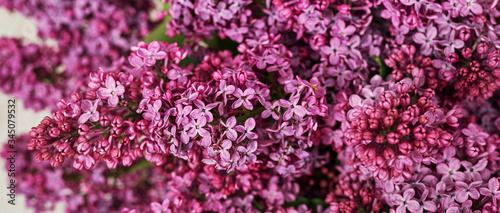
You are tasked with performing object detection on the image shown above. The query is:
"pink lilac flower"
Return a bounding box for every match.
[391,189,420,213]
[137,41,167,66]
[150,199,172,213]
[234,118,258,143]
[455,181,481,203]
[97,76,125,107]
[78,100,100,124]
[480,178,500,206]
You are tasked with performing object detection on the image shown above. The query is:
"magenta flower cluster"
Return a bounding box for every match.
[0,0,155,112]
[5,0,500,212]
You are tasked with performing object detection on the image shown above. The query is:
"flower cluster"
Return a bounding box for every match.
[0,0,154,111]
[5,0,500,212]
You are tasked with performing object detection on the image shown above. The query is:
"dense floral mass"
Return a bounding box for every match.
[4,0,500,212]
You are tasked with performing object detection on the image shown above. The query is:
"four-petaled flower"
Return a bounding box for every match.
[137,41,167,66]
[232,88,255,110]
[391,188,420,213]
[78,99,100,124]
[480,178,500,206]
[150,199,172,213]
[97,76,125,107]
[234,118,258,143]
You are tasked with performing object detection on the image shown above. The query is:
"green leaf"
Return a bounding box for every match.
[252,201,263,211]
[374,56,392,80]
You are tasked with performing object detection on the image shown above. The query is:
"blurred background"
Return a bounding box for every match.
[0,7,63,213]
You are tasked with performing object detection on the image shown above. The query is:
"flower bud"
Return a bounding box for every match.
[71,92,82,102]
[86,91,97,100]
[461,47,472,58]
[447,52,459,63]
[398,142,412,155]
[337,4,351,14]
[368,119,379,129]
[236,69,248,84]
[112,116,124,127]
[212,70,223,81]
[466,146,479,157]
[49,127,61,138]
[477,42,488,54]
[397,123,410,136]
[383,116,394,127]
[383,148,395,160]
[488,57,500,68]
[315,0,328,10]
[310,35,326,51]
[413,126,426,139]
[111,147,122,158]
[77,142,91,155]
[387,132,399,144]
[122,155,133,166]
[396,81,409,94]
[400,94,410,107]
[459,28,470,41]
[237,43,248,53]
[57,98,70,110]
[78,124,89,135]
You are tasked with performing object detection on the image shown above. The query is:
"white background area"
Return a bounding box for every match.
[0,7,63,213]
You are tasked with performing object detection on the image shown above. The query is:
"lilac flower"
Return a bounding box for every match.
[414,189,437,213]
[218,139,232,161]
[261,180,285,205]
[186,117,210,138]
[326,64,353,88]
[212,2,233,24]
[447,200,473,213]
[190,100,217,122]
[237,140,257,164]
[234,118,258,143]
[480,178,500,206]
[128,54,146,77]
[143,100,162,127]
[221,116,238,141]
[321,37,348,65]
[150,199,172,213]
[413,26,437,55]
[215,80,235,105]
[437,158,465,182]
[321,128,343,149]
[225,23,248,43]
[218,151,240,172]
[442,0,463,18]
[97,76,125,107]
[380,1,401,27]
[74,154,96,170]
[255,50,277,69]
[268,122,294,139]
[262,101,281,120]
[441,31,465,56]
[78,99,100,124]
[267,58,291,77]
[455,181,481,203]
[462,123,488,145]
[276,164,296,177]
[391,189,420,213]
[281,94,307,120]
[137,41,167,66]
[459,0,483,16]
[167,67,192,85]
[462,158,488,181]
[232,88,255,110]
[331,19,355,40]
